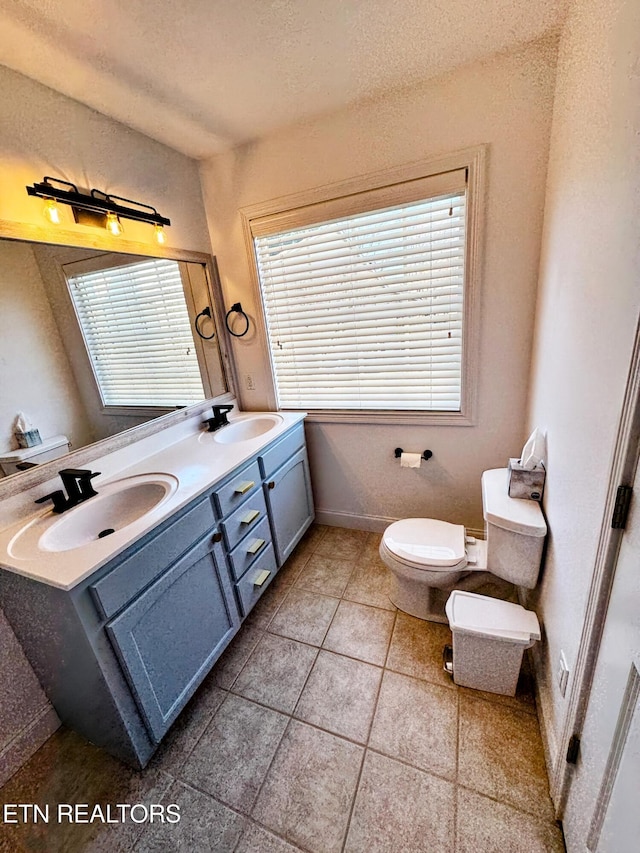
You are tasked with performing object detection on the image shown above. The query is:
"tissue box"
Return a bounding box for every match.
[508,458,545,501]
[15,429,42,449]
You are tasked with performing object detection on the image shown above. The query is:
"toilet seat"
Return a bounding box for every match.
[382,518,467,571]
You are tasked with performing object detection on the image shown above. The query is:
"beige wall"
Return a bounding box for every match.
[0,65,212,784]
[0,241,92,458]
[200,38,558,532]
[525,0,640,788]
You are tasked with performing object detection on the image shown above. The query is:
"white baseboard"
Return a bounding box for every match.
[315,509,395,532]
[529,642,560,809]
[315,508,484,540]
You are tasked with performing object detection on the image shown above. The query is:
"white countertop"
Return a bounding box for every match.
[0,411,306,591]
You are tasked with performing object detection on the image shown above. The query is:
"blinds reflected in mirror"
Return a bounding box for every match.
[65,257,205,408]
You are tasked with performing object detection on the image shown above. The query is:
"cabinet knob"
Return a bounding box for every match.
[212,531,223,543]
[267,480,276,490]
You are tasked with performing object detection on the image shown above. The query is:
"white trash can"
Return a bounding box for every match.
[445,590,541,696]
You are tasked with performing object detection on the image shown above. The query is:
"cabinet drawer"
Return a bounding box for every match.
[259,424,305,480]
[90,496,217,619]
[221,489,268,552]
[235,543,278,617]
[213,460,262,518]
[227,515,272,581]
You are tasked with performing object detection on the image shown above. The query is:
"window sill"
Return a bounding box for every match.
[289,410,475,427]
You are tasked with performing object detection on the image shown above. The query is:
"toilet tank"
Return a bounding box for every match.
[0,435,70,477]
[481,468,547,589]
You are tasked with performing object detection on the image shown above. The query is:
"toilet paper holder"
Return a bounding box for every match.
[394,448,433,461]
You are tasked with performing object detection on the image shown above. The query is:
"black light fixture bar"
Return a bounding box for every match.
[26,177,170,226]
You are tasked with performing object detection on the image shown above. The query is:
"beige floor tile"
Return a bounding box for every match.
[294,650,383,743]
[301,523,330,552]
[458,695,555,820]
[236,822,306,852]
[232,632,318,713]
[345,750,455,852]
[244,582,290,629]
[150,681,227,773]
[211,624,263,688]
[315,526,370,561]
[269,588,339,646]
[179,694,288,812]
[343,557,396,611]
[322,600,395,665]
[369,670,458,779]
[0,728,172,853]
[295,553,355,597]
[252,720,364,853]
[455,787,565,852]
[133,780,245,852]
[272,544,312,587]
[386,611,454,688]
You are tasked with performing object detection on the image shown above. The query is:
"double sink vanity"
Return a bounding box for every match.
[0,406,314,768]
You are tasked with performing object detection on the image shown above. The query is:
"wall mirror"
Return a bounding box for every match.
[0,229,234,492]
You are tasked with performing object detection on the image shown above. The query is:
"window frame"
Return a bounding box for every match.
[241,146,485,426]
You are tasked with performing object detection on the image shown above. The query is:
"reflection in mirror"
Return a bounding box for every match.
[0,238,229,481]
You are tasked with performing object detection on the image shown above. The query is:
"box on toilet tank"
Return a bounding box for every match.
[507,459,545,502]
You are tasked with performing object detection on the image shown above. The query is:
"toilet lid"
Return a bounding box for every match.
[383,518,466,567]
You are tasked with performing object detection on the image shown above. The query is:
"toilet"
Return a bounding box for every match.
[379,468,547,622]
[0,435,70,477]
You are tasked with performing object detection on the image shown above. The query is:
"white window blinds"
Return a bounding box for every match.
[253,187,467,411]
[65,258,205,408]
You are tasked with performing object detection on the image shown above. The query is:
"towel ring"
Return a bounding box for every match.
[225,302,250,338]
[194,306,216,340]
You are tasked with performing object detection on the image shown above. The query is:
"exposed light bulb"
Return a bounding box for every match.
[105,212,123,236]
[154,223,167,245]
[43,198,61,224]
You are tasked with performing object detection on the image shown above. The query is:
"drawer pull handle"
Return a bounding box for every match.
[241,509,260,525]
[212,531,223,544]
[267,480,276,490]
[253,569,271,588]
[247,538,266,555]
[235,480,255,495]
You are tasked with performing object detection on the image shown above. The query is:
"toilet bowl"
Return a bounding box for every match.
[380,468,547,622]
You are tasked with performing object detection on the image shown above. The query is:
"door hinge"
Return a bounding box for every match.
[612,485,633,529]
[566,734,581,764]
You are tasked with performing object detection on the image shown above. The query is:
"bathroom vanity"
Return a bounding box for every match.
[0,413,313,768]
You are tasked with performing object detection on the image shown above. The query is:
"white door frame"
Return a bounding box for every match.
[552,313,640,815]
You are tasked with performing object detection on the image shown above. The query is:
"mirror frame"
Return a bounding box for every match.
[0,217,238,501]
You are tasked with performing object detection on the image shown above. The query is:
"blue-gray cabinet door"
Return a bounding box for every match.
[264,446,314,565]
[106,534,239,742]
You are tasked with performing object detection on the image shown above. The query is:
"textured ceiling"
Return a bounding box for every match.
[0,0,567,159]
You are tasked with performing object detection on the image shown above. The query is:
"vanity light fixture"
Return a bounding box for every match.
[26,177,171,241]
[105,212,124,236]
[43,197,61,224]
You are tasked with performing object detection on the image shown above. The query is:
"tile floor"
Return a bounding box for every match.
[0,525,566,853]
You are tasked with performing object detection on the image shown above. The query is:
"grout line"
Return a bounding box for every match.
[453,689,461,851]
[339,606,397,853]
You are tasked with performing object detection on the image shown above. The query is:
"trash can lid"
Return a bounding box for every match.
[445,590,541,644]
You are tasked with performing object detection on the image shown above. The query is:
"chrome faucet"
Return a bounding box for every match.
[35,468,101,514]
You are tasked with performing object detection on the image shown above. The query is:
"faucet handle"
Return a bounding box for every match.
[78,470,101,499]
[35,490,69,514]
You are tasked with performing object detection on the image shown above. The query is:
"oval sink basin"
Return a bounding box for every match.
[210,414,283,444]
[9,474,179,558]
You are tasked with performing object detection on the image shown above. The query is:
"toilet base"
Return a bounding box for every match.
[389,570,516,623]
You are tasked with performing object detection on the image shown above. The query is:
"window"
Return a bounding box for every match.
[245,150,482,423]
[63,256,205,409]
